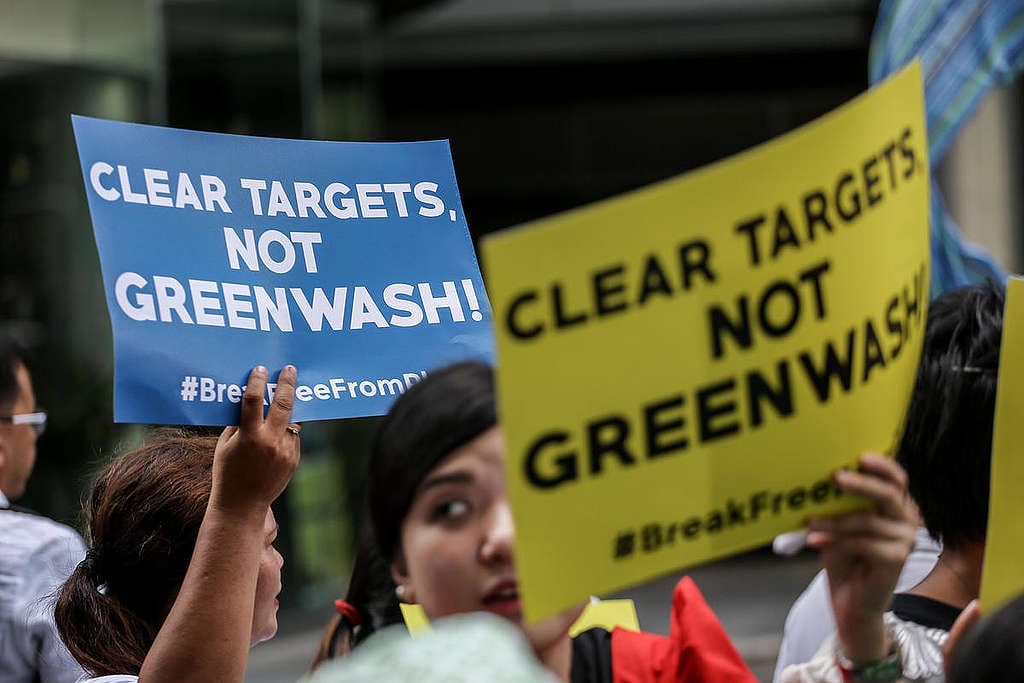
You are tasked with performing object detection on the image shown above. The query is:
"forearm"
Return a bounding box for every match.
[138,501,266,683]
[138,365,299,683]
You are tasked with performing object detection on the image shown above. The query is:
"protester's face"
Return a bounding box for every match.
[0,363,38,500]
[394,427,587,654]
[251,508,283,646]
[394,427,522,621]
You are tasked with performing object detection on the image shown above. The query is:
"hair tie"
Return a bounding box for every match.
[952,365,996,374]
[334,599,363,626]
[82,549,106,583]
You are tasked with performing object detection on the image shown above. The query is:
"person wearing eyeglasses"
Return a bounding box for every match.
[0,335,86,683]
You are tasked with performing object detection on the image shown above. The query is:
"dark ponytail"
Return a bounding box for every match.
[55,557,155,675]
[309,526,402,670]
[55,430,216,676]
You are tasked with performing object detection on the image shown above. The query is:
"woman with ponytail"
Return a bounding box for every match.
[55,365,300,683]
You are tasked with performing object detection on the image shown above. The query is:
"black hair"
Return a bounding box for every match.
[896,281,1003,549]
[368,360,496,563]
[0,334,27,412]
[307,361,496,665]
[947,592,1024,683]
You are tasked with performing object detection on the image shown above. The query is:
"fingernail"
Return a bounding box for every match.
[254,365,267,374]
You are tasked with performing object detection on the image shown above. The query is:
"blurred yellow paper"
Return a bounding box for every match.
[400,603,431,635]
[980,276,1024,612]
[569,600,640,636]
[482,62,930,623]
[401,599,640,637]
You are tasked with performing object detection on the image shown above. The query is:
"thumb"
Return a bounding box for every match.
[943,600,981,678]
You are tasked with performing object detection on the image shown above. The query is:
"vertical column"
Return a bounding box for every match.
[938,82,1024,273]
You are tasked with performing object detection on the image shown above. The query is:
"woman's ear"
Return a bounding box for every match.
[391,554,415,604]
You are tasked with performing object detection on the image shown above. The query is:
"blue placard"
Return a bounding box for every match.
[73,115,494,425]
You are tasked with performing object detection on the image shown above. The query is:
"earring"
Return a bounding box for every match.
[395,584,407,601]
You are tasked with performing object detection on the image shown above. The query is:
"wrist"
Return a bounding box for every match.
[206,493,269,528]
[837,613,890,665]
[835,626,901,682]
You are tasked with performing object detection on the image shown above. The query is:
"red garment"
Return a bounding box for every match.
[610,577,757,683]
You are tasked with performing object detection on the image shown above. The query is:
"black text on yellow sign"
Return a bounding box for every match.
[522,261,925,491]
[482,62,931,623]
[503,126,920,347]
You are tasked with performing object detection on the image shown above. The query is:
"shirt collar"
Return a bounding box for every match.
[0,490,9,509]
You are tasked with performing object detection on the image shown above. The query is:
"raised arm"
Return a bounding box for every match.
[780,454,918,683]
[809,454,917,670]
[138,365,300,683]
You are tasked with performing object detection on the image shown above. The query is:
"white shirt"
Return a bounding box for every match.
[0,490,88,683]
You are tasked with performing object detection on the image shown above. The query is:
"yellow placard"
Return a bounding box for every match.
[400,599,640,637]
[980,276,1024,612]
[481,62,930,623]
[400,603,432,635]
[568,600,640,636]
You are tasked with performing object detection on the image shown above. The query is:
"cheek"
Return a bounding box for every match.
[405,529,480,618]
[19,435,36,462]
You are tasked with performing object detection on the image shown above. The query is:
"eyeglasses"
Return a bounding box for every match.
[0,411,47,436]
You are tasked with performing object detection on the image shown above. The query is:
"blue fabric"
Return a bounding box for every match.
[870,0,1024,295]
